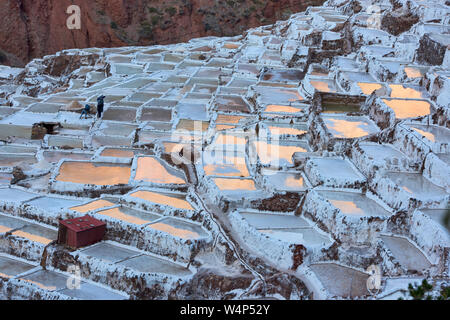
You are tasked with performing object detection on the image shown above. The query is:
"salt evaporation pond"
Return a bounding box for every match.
[129,190,194,210]
[134,157,186,185]
[382,99,432,119]
[318,191,391,217]
[56,162,131,185]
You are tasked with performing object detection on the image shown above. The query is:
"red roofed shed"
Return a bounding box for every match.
[58,215,106,248]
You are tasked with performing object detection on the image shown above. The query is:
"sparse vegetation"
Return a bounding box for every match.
[165,7,177,17]
[398,280,450,300]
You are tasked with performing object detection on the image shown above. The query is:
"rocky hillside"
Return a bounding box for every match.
[0,0,324,67]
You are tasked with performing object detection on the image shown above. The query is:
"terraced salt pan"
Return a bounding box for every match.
[317,191,391,217]
[0,188,38,203]
[250,140,308,167]
[118,254,191,276]
[11,224,57,245]
[55,162,131,185]
[310,263,369,298]
[419,209,450,232]
[147,217,208,240]
[382,98,432,119]
[43,151,93,163]
[202,153,249,177]
[212,177,257,191]
[20,270,126,299]
[305,158,366,187]
[387,172,448,199]
[259,228,330,246]
[129,190,194,211]
[80,242,140,263]
[253,86,305,105]
[381,235,432,272]
[70,199,117,213]
[262,169,309,191]
[133,156,186,185]
[0,213,27,234]
[388,84,428,99]
[25,196,84,211]
[0,255,36,278]
[407,124,450,144]
[262,105,304,114]
[322,115,380,139]
[0,154,37,166]
[96,206,161,226]
[357,82,383,95]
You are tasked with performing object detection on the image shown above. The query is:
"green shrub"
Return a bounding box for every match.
[165,7,177,16]
[110,21,118,29]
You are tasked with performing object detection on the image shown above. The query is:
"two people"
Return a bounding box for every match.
[79,95,106,120]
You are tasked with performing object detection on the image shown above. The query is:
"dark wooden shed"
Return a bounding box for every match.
[58,215,106,249]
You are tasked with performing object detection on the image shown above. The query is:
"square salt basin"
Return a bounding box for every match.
[261,69,304,83]
[25,196,84,211]
[259,228,331,246]
[240,212,310,229]
[262,169,309,191]
[59,281,127,300]
[99,122,137,137]
[133,156,187,185]
[419,209,450,232]
[147,217,208,240]
[253,86,305,105]
[0,255,36,278]
[386,172,448,199]
[43,151,93,163]
[19,270,68,291]
[309,79,339,93]
[80,242,139,263]
[140,107,172,122]
[102,107,137,122]
[318,191,391,217]
[70,199,117,213]
[305,158,366,187]
[388,84,429,100]
[357,82,384,95]
[11,224,58,245]
[212,177,257,191]
[0,173,12,185]
[55,162,131,185]
[214,95,251,114]
[129,190,194,211]
[96,206,161,225]
[117,254,191,276]
[176,119,209,132]
[321,102,361,114]
[382,98,432,119]
[0,154,37,167]
[323,115,380,139]
[0,214,27,234]
[264,123,308,139]
[407,124,450,145]
[202,152,249,177]
[250,140,309,167]
[262,105,304,114]
[0,188,37,203]
[177,103,208,121]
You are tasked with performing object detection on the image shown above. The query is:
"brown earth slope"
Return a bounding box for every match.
[0,0,324,67]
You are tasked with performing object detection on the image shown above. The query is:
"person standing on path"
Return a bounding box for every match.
[97,95,105,119]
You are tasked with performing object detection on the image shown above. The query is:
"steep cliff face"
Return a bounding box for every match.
[0,0,325,67]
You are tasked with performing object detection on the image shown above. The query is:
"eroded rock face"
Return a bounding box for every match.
[0,0,326,67]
